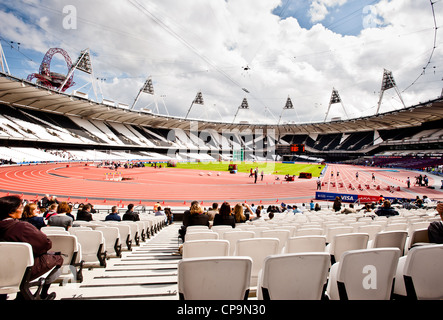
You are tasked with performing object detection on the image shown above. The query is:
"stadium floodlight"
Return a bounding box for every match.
[278,96,295,125]
[185,91,205,119]
[232,98,249,123]
[58,48,98,100]
[131,77,155,110]
[324,88,348,122]
[376,69,406,115]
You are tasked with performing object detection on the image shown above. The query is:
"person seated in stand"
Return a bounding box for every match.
[155,205,167,224]
[375,200,399,217]
[122,203,140,221]
[44,203,58,220]
[164,207,173,225]
[234,203,248,223]
[0,195,63,300]
[213,202,236,228]
[105,206,121,221]
[21,202,46,230]
[206,202,219,222]
[341,203,357,214]
[48,201,73,230]
[188,202,209,227]
[428,203,443,243]
[178,201,210,244]
[76,203,93,221]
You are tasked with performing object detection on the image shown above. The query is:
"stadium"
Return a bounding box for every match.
[0,0,442,306]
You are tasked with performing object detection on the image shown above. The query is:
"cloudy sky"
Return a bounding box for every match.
[0,0,442,124]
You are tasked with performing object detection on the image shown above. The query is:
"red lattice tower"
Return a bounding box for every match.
[27,48,75,91]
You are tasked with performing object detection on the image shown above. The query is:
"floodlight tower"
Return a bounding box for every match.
[185,91,204,119]
[278,96,295,125]
[58,48,98,100]
[232,97,249,123]
[376,69,406,115]
[324,88,348,122]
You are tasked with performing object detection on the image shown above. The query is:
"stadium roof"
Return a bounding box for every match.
[0,72,442,135]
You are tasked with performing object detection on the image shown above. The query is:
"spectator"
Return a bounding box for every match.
[164,207,173,225]
[375,200,399,217]
[310,200,315,211]
[234,203,247,223]
[44,203,58,220]
[207,202,219,222]
[155,205,167,224]
[21,202,46,230]
[40,194,50,210]
[332,196,342,212]
[179,200,199,242]
[48,201,73,230]
[213,202,235,228]
[428,203,443,243]
[105,206,121,221]
[0,195,63,299]
[76,203,93,221]
[341,203,357,214]
[251,207,263,221]
[314,203,321,211]
[123,203,140,221]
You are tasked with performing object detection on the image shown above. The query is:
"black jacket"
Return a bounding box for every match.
[213,214,236,228]
[428,221,443,244]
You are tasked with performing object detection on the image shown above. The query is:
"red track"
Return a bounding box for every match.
[0,163,441,207]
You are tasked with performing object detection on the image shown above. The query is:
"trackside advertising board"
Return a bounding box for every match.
[315,192,415,204]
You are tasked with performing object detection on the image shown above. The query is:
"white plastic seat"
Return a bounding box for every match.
[274,226,297,237]
[0,242,34,298]
[46,234,83,283]
[285,236,327,254]
[371,230,408,254]
[96,226,122,258]
[182,240,230,259]
[235,238,280,287]
[186,225,210,232]
[384,223,408,232]
[257,252,330,300]
[250,227,270,237]
[211,225,233,232]
[325,226,354,244]
[41,226,68,235]
[178,256,252,300]
[393,244,443,299]
[407,228,429,251]
[222,231,255,255]
[327,248,401,300]
[357,224,383,241]
[260,230,291,253]
[295,228,324,237]
[121,222,140,246]
[328,233,369,264]
[185,231,218,242]
[112,224,132,251]
[211,226,233,239]
[74,230,107,267]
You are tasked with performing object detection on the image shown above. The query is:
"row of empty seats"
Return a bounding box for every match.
[0,214,166,300]
[179,232,443,300]
[177,207,442,300]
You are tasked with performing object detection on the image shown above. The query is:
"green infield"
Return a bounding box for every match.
[172,161,325,177]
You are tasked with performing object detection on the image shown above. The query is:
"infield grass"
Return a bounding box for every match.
[171,161,325,177]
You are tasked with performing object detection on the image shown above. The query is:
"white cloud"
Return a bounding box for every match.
[309,0,349,23]
[1,0,441,124]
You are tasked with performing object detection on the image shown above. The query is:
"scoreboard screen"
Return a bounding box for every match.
[290,144,305,153]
